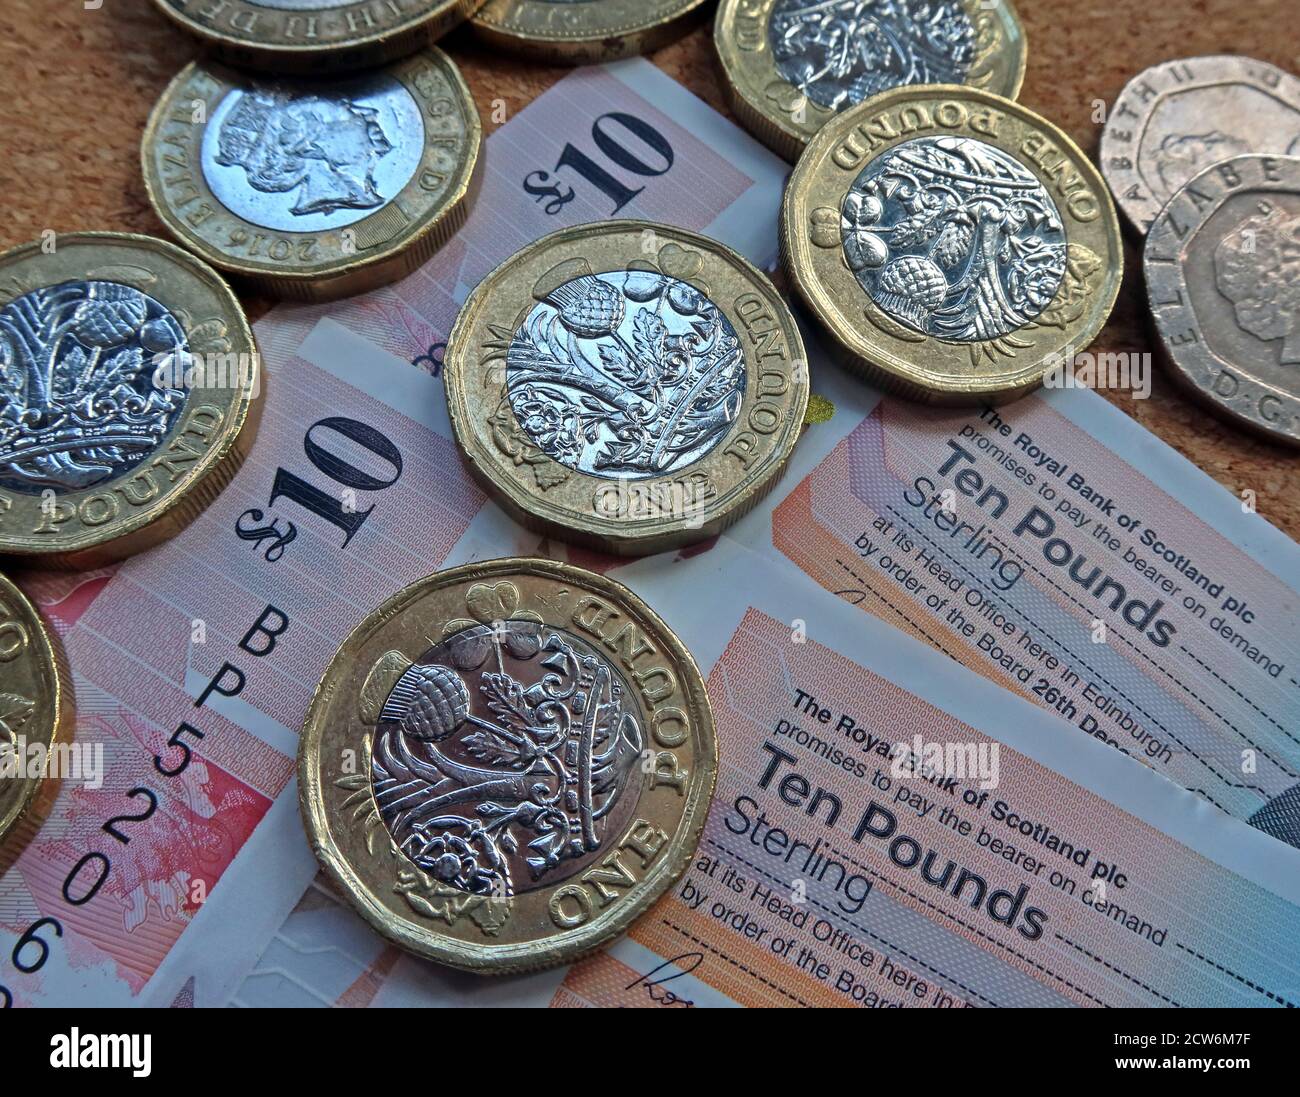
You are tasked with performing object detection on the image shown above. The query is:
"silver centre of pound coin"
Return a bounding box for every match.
[506,271,747,480]
[841,135,1068,341]
[769,0,976,112]
[201,74,427,234]
[0,280,190,494]
[371,619,645,897]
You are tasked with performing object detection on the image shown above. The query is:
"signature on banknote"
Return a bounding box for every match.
[625,952,704,1007]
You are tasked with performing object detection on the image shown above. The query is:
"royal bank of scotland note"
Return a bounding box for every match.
[237,544,1300,1008]
[545,544,1300,1008]
[0,59,784,1008]
[740,368,1300,847]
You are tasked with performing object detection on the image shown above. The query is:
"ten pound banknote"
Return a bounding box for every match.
[4,59,1300,1008]
[0,59,784,1008]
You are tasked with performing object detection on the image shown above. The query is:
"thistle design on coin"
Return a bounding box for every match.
[771,0,977,111]
[350,587,645,934]
[0,233,260,565]
[505,271,745,479]
[0,282,190,492]
[300,559,717,972]
[446,221,808,554]
[714,0,1024,161]
[840,136,1067,343]
[782,88,1121,401]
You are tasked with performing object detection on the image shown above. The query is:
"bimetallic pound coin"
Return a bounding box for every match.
[150,0,488,73]
[781,87,1123,403]
[471,0,711,64]
[444,221,810,555]
[0,574,72,847]
[143,50,482,302]
[1145,154,1300,447]
[1100,56,1300,235]
[715,0,1026,162]
[299,558,717,973]
[0,233,261,567]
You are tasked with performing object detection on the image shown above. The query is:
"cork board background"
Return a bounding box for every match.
[0,0,1297,538]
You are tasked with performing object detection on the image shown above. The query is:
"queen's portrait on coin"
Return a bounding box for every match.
[215,89,396,218]
[1215,208,1300,366]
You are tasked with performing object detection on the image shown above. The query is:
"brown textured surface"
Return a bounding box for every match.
[0,0,1297,536]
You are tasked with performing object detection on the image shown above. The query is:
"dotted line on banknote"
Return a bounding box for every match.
[1051,932,1182,1006]
[709,838,1004,1008]
[982,525,1297,767]
[659,919,813,1007]
[888,507,1272,794]
[1178,644,1297,747]
[834,557,960,659]
[1174,942,1297,1008]
[817,841,1108,1008]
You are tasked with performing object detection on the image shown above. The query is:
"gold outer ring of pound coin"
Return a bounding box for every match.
[444,219,810,555]
[142,50,483,303]
[781,85,1123,404]
[471,0,711,63]
[1144,154,1300,447]
[1099,56,1300,236]
[714,0,1026,163]
[298,557,718,974]
[149,0,488,73]
[0,233,262,568]
[0,573,74,848]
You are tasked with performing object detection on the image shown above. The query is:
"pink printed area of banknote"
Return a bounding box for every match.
[0,59,784,1008]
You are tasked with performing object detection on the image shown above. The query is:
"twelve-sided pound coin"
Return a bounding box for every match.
[0,574,72,848]
[471,0,711,63]
[143,50,482,302]
[715,0,1026,162]
[298,558,717,973]
[0,233,261,566]
[781,86,1123,403]
[151,0,487,72]
[444,221,809,554]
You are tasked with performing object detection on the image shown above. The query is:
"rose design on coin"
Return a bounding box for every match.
[0,280,189,494]
[770,0,976,112]
[1214,207,1300,366]
[359,592,645,931]
[505,271,746,479]
[840,135,1067,341]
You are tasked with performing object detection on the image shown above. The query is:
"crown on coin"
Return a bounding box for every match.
[215,90,287,168]
[0,281,187,490]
